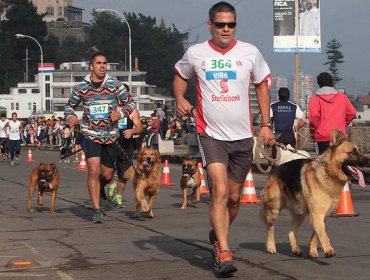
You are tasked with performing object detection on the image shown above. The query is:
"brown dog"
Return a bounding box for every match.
[180,159,201,209]
[261,130,369,258]
[28,163,60,213]
[133,148,161,218]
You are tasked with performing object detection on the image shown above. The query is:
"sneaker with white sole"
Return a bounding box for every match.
[113,195,125,208]
[107,181,117,201]
[10,161,14,166]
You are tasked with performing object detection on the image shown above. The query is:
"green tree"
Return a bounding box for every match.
[0,0,48,92]
[86,12,188,93]
[324,39,344,86]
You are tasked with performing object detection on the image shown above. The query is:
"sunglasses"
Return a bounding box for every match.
[211,21,237,29]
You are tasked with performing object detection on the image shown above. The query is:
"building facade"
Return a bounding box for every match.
[294,72,314,115]
[2,62,175,119]
[31,0,82,22]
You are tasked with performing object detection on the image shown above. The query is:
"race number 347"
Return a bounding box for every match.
[89,104,109,120]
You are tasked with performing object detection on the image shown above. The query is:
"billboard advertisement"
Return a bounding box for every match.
[273,0,321,53]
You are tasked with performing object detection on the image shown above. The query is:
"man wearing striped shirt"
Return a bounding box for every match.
[65,52,135,223]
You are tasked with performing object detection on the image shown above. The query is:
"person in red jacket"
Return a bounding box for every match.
[308,72,356,154]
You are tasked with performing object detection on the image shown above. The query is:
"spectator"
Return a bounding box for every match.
[145,113,160,148]
[308,72,356,154]
[155,102,166,139]
[53,119,62,146]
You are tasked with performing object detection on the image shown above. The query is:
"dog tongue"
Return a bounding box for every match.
[349,166,366,188]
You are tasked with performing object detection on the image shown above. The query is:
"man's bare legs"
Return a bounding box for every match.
[207,162,243,252]
[87,157,114,210]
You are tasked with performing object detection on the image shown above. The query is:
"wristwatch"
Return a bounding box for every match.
[260,122,272,129]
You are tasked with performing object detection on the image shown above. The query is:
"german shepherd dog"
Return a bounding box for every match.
[261,130,368,258]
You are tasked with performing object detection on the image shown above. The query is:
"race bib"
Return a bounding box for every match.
[89,104,109,120]
[118,117,128,130]
[205,57,237,80]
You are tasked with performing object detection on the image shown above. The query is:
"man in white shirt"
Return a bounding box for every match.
[299,0,320,36]
[4,112,22,166]
[173,1,274,275]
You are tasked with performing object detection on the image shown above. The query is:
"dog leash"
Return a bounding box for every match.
[273,142,311,159]
[59,147,83,161]
[255,138,311,175]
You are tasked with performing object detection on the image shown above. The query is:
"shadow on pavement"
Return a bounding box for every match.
[133,235,213,274]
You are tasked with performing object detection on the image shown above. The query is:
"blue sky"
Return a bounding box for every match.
[74,0,370,87]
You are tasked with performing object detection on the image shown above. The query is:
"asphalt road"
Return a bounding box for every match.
[0,150,370,279]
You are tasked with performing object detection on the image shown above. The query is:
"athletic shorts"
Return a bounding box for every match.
[82,137,119,168]
[116,148,133,180]
[197,134,254,183]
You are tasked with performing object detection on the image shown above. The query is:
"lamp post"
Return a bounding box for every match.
[15,33,44,113]
[95,8,132,94]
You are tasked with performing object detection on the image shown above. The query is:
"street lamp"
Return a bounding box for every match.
[95,8,132,94]
[15,33,44,112]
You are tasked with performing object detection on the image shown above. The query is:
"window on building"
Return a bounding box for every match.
[71,64,81,71]
[46,100,51,111]
[33,102,36,113]
[16,103,19,110]
[53,76,71,82]
[132,75,145,82]
[45,84,50,97]
[28,102,31,110]
[131,86,137,96]
[73,76,85,82]
[11,103,14,110]
[18,89,27,94]
[53,88,71,98]
[139,103,154,111]
[31,89,40,93]
[141,87,149,95]
[46,6,54,16]
[45,75,50,81]
[117,76,128,82]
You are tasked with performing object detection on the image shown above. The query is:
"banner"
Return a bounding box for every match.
[273,0,321,53]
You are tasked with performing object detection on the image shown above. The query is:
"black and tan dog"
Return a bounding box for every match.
[261,130,368,258]
[28,163,60,213]
[180,159,201,209]
[133,148,161,218]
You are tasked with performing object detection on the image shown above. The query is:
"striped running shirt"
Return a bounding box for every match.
[64,74,135,144]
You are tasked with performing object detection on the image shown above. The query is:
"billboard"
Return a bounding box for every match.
[273,0,321,53]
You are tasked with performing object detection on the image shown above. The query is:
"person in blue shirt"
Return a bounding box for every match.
[270,87,306,154]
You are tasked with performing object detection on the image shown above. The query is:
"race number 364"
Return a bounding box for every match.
[210,59,232,69]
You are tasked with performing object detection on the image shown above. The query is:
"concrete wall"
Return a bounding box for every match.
[298,127,370,153]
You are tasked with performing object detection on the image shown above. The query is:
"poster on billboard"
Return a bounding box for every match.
[273,0,321,53]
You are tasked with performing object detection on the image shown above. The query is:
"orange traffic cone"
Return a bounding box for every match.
[240,169,261,204]
[197,162,209,195]
[161,159,176,186]
[76,152,88,171]
[330,182,359,217]
[26,148,34,162]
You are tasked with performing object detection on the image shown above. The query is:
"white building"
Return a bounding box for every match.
[1,62,175,119]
